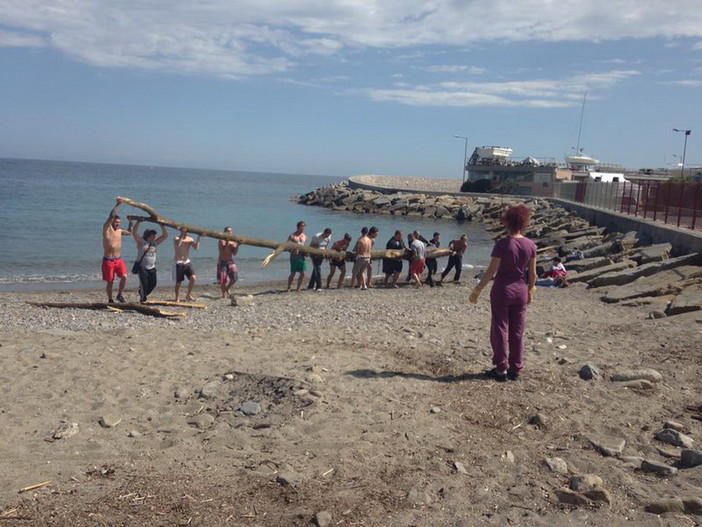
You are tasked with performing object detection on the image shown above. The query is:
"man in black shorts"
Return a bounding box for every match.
[382,230,405,288]
[326,233,351,289]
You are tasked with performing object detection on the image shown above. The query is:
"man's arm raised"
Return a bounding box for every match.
[103,198,123,231]
[155,224,169,245]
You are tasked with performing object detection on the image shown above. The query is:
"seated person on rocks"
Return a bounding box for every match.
[537,257,568,288]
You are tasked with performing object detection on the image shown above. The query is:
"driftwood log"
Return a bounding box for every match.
[28,302,185,318]
[117,196,451,268]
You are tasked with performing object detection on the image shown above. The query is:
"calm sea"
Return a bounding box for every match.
[0,158,494,291]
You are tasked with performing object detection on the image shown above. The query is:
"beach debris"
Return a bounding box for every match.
[186,413,215,430]
[18,481,52,494]
[618,379,656,391]
[276,472,302,487]
[27,301,185,318]
[174,386,189,399]
[98,416,122,429]
[231,294,255,307]
[453,461,468,474]
[45,421,78,442]
[406,487,432,505]
[142,299,206,309]
[655,428,694,448]
[578,363,600,380]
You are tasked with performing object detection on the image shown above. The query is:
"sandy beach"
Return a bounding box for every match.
[1,275,701,525]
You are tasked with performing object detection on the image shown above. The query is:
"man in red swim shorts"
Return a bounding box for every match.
[102,198,132,303]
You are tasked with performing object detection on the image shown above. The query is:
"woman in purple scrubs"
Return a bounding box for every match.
[470,204,537,382]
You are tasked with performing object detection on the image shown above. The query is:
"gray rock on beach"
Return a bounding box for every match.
[544,457,569,474]
[313,511,333,527]
[198,381,221,399]
[611,368,662,383]
[570,474,603,492]
[680,449,702,468]
[646,497,702,515]
[655,428,694,448]
[640,459,677,476]
[240,401,262,416]
[589,437,626,457]
[579,363,600,380]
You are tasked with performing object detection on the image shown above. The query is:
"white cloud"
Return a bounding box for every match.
[671,79,702,86]
[424,65,485,74]
[0,28,44,47]
[0,1,700,77]
[364,70,640,108]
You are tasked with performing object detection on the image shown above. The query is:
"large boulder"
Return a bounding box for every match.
[589,253,702,289]
[569,260,637,284]
[565,257,614,273]
[666,283,702,316]
[630,243,673,264]
[602,266,702,303]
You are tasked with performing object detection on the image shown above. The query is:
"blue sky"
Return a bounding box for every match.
[0,0,701,177]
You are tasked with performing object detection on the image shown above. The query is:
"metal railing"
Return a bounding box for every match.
[554,180,702,231]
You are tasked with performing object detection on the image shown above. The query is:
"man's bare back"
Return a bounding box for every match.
[354,235,372,258]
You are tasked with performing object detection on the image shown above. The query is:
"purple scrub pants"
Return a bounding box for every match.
[490,282,528,373]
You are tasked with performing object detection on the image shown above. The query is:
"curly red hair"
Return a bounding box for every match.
[501,204,532,234]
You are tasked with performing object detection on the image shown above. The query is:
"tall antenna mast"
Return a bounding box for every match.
[574,92,587,155]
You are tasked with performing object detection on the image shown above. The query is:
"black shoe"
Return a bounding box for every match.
[485,368,507,382]
[116,294,126,303]
[507,370,520,381]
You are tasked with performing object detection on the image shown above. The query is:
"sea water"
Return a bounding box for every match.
[0,158,494,291]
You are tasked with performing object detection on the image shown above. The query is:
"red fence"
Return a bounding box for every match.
[555,180,702,231]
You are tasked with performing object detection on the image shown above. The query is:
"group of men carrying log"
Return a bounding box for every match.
[102,198,239,303]
[102,197,468,303]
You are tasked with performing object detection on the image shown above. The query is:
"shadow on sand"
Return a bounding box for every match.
[345,369,486,383]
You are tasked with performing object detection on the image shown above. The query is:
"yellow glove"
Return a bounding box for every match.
[469,287,481,304]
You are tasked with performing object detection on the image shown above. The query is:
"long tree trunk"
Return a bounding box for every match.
[118,197,451,267]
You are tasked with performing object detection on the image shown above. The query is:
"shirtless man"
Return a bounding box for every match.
[217,226,239,298]
[351,226,372,290]
[102,197,133,303]
[173,227,201,302]
[286,221,307,292]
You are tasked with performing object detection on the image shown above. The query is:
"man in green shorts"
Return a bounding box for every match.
[286,221,307,292]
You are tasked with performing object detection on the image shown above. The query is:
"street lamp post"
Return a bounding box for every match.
[453,135,468,183]
[673,128,691,178]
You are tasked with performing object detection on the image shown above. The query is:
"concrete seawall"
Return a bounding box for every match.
[552,199,702,256]
[346,174,702,256]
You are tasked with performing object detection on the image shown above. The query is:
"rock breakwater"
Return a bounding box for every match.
[300,181,702,317]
